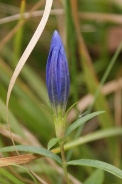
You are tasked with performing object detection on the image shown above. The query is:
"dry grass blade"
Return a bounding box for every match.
[0,154,41,167]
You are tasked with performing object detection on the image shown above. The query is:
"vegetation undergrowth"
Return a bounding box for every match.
[0,0,122,184]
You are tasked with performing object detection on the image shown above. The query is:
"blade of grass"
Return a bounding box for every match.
[14,0,26,60]
[0,168,24,184]
[67,159,122,179]
[63,0,78,103]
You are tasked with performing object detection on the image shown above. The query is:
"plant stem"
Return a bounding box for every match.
[59,140,70,184]
[54,116,71,183]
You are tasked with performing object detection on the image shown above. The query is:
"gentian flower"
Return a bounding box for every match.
[46,30,70,117]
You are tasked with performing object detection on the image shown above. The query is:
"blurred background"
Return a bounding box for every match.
[0,0,122,183]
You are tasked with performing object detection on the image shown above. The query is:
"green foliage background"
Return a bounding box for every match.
[0,0,122,183]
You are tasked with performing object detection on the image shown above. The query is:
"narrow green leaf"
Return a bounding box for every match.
[84,169,104,184]
[65,111,104,137]
[68,159,122,179]
[0,168,24,184]
[0,145,62,164]
[47,138,60,150]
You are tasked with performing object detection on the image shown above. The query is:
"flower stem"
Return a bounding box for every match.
[54,115,71,183]
[59,140,71,184]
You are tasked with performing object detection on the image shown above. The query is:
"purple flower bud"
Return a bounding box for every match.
[46,30,70,116]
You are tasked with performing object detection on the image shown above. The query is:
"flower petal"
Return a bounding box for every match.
[46,30,70,116]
